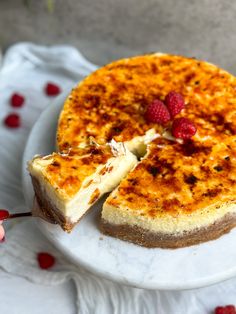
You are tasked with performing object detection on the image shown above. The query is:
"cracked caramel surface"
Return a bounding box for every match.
[30,146,113,200]
[57,53,236,151]
[106,136,236,217]
[57,53,236,219]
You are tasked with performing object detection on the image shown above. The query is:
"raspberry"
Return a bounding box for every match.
[45,82,61,96]
[0,210,9,220]
[37,252,55,269]
[225,305,236,314]
[215,307,226,314]
[10,93,25,108]
[4,113,21,128]
[145,99,171,124]
[215,305,236,314]
[165,91,185,117]
[172,117,197,139]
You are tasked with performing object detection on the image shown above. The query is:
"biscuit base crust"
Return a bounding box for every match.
[31,176,75,232]
[100,214,236,248]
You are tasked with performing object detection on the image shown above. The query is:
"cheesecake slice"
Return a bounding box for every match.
[101,136,236,248]
[28,142,137,231]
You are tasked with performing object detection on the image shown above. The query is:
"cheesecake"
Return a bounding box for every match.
[28,142,137,231]
[29,53,236,248]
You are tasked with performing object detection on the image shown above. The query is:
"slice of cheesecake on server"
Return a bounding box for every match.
[28,142,137,231]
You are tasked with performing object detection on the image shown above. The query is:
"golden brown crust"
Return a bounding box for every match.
[100,214,236,248]
[106,136,236,217]
[30,145,113,200]
[57,53,236,151]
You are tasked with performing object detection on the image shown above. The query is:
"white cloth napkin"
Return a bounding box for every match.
[0,43,235,314]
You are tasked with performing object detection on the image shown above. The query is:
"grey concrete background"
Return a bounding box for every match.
[0,0,236,73]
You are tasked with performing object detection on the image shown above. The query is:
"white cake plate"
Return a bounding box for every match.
[22,93,236,290]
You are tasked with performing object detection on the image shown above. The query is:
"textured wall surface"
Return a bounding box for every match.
[0,0,236,72]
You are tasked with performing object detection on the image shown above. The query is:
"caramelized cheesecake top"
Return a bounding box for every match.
[56,53,236,218]
[57,53,236,151]
[106,136,236,218]
[29,145,114,200]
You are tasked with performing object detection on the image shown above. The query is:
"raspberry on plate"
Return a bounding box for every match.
[145,99,171,124]
[172,117,197,139]
[165,91,185,117]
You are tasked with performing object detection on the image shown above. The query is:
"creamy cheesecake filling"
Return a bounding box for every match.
[29,145,137,223]
[102,201,236,234]
[65,150,137,222]
[125,129,158,157]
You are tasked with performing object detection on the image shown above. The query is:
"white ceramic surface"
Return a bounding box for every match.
[22,96,236,290]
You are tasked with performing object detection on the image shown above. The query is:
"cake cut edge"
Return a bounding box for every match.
[31,176,76,231]
[100,212,236,248]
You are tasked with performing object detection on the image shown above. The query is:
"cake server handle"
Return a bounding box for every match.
[0,209,32,220]
[0,199,57,224]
